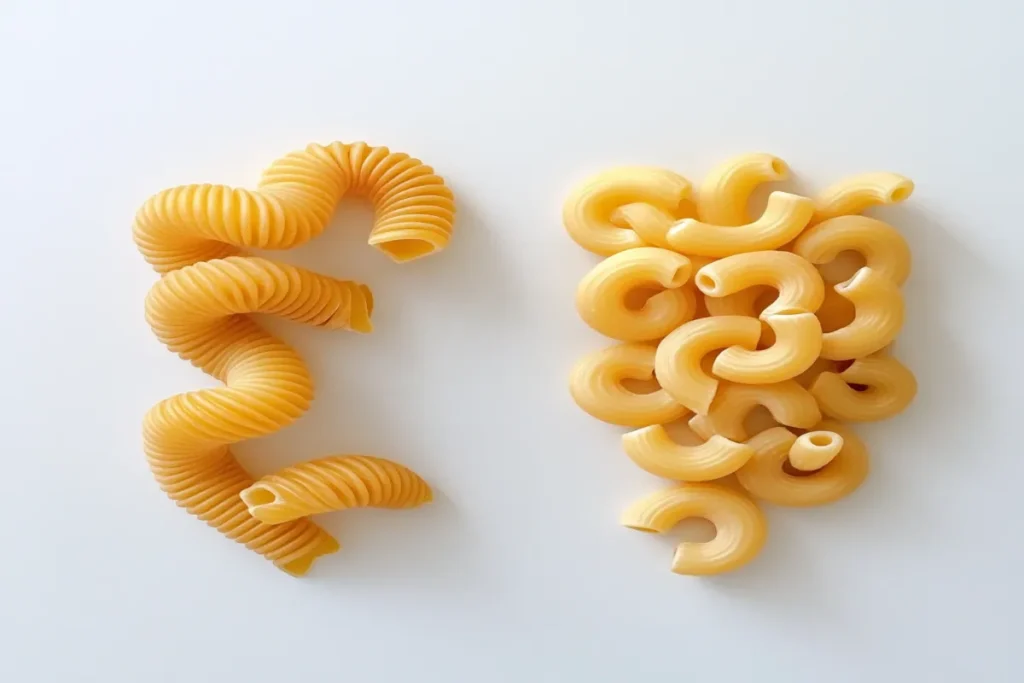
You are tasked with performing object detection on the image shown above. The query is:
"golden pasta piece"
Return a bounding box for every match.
[621,482,767,575]
[794,356,840,388]
[703,285,770,318]
[695,250,824,319]
[821,267,905,360]
[736,422,869,507]
[696,153,789,226]
[810,352,918,421]
[563,167,692,256]
[569,343,691,427]
[666,192,814,257]
[812,172,914,224]
[788,430,844,472]
[622,424,755,482]
[611,202,695,250]
[575,247,696,341]
[654,316,762,414]
[816,286,857,332]
[694,380,821,442]
[793,215,911,286]
[241,456,432,525]
[711,311,822,384]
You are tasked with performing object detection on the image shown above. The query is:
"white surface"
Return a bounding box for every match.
[1,0,1022,680]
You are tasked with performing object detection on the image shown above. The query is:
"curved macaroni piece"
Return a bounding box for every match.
[711,312,822,384]
[816,287,856,332]
[138,141,452,575]
[696,153,789,226]
[134,141,455,272]
[241,456,432,525]
[788,431,844,472]
[563,167,692,255]
[694,380,821,442]
[821,267,905,360]
[666,192,814,257]
[810,352,918,421]
[569,343,690,427]
[736,422,869,507]
[575,248,696,341]
[812,172,914,224]
[611,202,691,250]
[654,316,762,414]
[621,482,767,575]
[695,250,825,319]
[793,215,911,286]
[622,425,755,481]
[794,356,840,388]
[703,285,770,318]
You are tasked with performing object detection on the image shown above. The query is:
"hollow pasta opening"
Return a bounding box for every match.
[889,183,913,202]
[378,239,437,262]
[808,434,832,448]
[695,272,718,293]
[241,486,278,508]
[771,159,787,176]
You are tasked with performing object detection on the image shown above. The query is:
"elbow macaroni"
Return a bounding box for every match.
[821,267,905,360]
[810,351,917,421]
[788,430,844,472]
[696,153,789,226]
[793,215,912,286]
[711,312,822,384]
[812,172,914,224]
[622,424,754,481]
[691,380,822,441]
[695,250,825,319]
[667,192,815,257]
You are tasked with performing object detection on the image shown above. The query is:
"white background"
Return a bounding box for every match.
[2,0,1022,680]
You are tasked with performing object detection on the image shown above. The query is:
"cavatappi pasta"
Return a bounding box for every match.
[137,141,452,575]
[564,153,917,576]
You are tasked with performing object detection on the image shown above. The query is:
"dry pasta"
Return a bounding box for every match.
[695,250,825,318]
[137,141,451,575]
[821,267,905,360]
[812,172,914,224]
[711,311,822,384]
[575,247,696,342]
[793,215,912,286]
[666,192,814,257]
[810,351,918,421]
[689,380,822,442]
[621,482,767,575]
[788,430,843,472]
[622,424,754,481]
[696,153,789,225]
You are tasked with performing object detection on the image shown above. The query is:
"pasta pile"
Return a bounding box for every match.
[565,153,917,575]
[135,141,454,575]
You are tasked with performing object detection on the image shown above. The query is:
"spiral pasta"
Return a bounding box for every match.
[137,141,454,575]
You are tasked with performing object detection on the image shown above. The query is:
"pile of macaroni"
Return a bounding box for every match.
[135,141,454,575]
[565,154,916,575]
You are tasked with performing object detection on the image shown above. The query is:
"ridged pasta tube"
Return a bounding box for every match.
[695,250,825,318]
[621,482,767,575]
[137,141,453,575]
[793,215,911,286]
[622,425,755,481]
[696,153,789,226]
[812,172,914,224]
[575,247,696,342]
[688,380,821,442]
[788,431,844,472]
[711,312,822,384]
[810,352,918,421]
[563,167,692,255]
[666,192,814,257]
[821,267,905,360]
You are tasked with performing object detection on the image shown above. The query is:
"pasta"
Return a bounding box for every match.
[563,167,692,255]
[622,424,754,481]
[666,192,814,257]
[816,287,857,332]
[735,422,869,507]
[787,430,844,472]
[711,311,822,384]
[695,250,825,318]
[137,141,453,575]
[575,247,696,341]
[696,153,789,225]
[241,456,432,525]
[793,215,912,286]
[812,172,914,224]
[653,316,762,414]
[621,482,767,575]
[690,380,822,442]
[810,351,918,421]
[569,343,691,427]
[611,203,684,249]
[821,267,905,360]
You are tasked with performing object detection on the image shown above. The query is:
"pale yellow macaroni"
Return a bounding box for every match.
[576,247,696,342]
[654,316,762,414]
[821,267,905,360]
[711,312,822,384]
[812,172,914,224]
[563,167,692,255]
[696,153,789,226]
[667,192,814,257]
[611,203,686,250]
[695,250,825,318]
[810,352,917,421]
[793,215,912,286]
[621,482,767,575]
[569,343,690,427]
[689,380,822,442]
[787,431,844,472]
[622,424,754,481]
[735,422,869,507]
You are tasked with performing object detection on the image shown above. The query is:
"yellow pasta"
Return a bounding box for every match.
[666,192,814,257]
[563,167,692,256]
[621,482,767,575]
[241,456,432,525]
[702,285,770,318]
[654,316,762,414]
[575,247,696,341]
[690,380,822,442]
[569,343,691,427]
[695,250,825,318]
[611,203,689,250]
[810,351,918,421]
[622,425,754,481]
[711,311,822,384]
[816,287,857,332]
[696,153,789,226]
[812,172,914,224]
[137,141,453,575]
[793,215,912,286]
[787,430,844,472]
[736,422,869,507]
[821,267,905,360]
